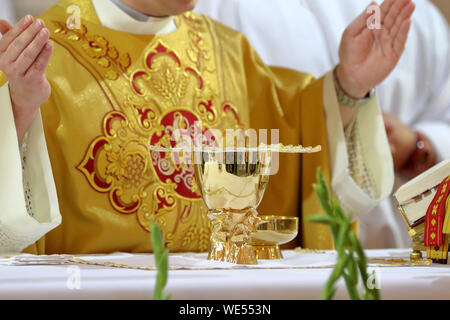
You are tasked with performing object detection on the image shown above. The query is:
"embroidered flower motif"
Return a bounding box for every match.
[105,151,146,190]
[52,21,131,80]
[73,15,242,250]
[123,154,146,189]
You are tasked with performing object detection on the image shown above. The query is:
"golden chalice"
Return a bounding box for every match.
[149,143,320,265]
[194,148,271,265]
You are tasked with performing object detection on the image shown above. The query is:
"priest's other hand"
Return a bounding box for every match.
[336,0,415,99]
[383,112,437,179]
[0,15,53,142]
[383,112,417,170]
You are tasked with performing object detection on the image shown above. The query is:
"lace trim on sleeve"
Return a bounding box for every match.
[344,116,378,199]
[0,224,37,254]
[20,133,34,218]
[0,135,38,253]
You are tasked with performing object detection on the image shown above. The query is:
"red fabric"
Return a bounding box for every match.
[424,176,450,246]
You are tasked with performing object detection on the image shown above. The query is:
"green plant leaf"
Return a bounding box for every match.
[335,217,351,252]
[316,168,330,205]
[312,166,381,300]
[313,183,331,215]
[308,214,336,225]
[150,218,171,300]
[331,198,347,220]
[343,272,361,300]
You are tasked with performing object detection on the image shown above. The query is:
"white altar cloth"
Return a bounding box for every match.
[0,249,449,300]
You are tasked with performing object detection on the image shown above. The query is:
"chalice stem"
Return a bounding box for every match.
[208,208,260,265]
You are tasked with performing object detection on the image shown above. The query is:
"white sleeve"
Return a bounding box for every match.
[322,71,394,218]
[195,0,242,30]
[0,82,61,254]
[415,120,450,162]
[412,4,450,162]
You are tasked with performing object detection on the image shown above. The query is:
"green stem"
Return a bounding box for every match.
[150,219,170,300]
[311,167,381,301]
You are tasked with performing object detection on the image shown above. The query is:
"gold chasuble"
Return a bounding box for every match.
[14,0,333,254]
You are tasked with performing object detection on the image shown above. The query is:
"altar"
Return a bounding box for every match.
[1,249,449,300]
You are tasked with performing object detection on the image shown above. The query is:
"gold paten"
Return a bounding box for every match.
[250,216,299,260]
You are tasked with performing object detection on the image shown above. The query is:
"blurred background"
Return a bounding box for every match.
[433,0,450,22]
[2,0,450,23]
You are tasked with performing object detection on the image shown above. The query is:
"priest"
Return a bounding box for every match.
[0,0,413,254]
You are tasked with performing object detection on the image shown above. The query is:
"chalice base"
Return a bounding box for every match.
[207,209,260,265]
[253,244,283,260]
[410,250,423,261]
[208,240,257,265]
[410,242,426,261]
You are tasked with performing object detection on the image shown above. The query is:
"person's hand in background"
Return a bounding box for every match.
[383,112,437,179]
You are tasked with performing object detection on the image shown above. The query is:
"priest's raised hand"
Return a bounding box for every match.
[0,16,53,142]
[336,0,415,103]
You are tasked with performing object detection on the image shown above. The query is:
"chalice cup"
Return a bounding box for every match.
[194,148,272,265]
